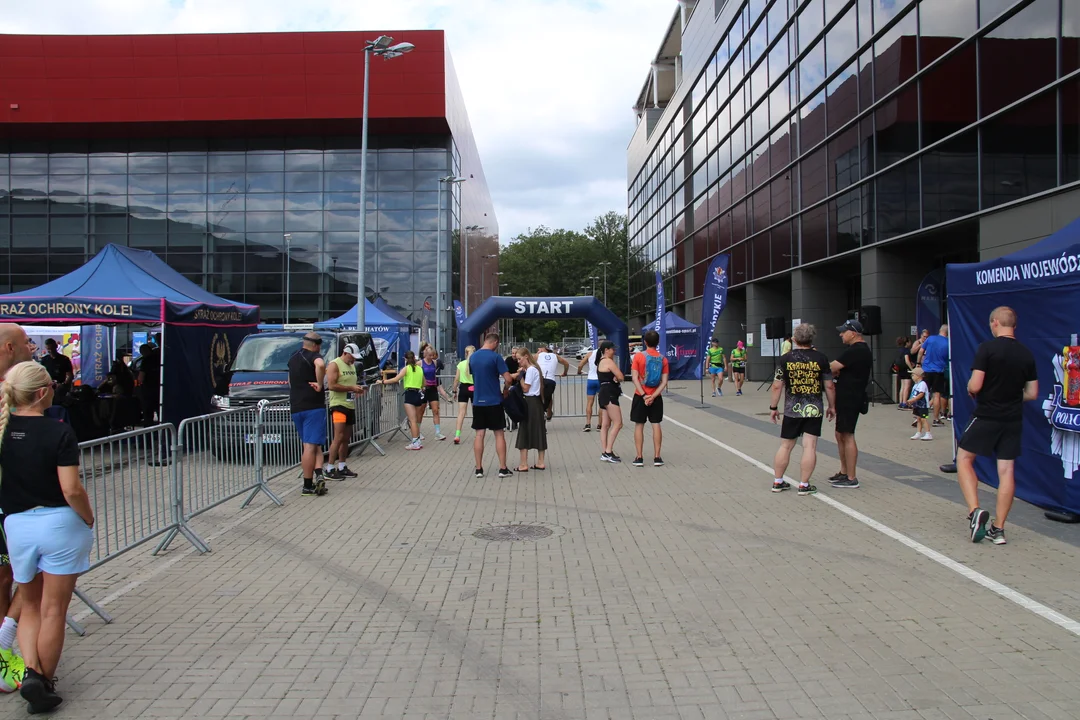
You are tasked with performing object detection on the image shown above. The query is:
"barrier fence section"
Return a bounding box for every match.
[434,373,591,420]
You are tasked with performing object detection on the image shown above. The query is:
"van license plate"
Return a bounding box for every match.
[245,433,282,444]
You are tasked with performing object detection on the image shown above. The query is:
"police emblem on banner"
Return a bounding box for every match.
[1043,343,1080,479]
[211,333,232,392]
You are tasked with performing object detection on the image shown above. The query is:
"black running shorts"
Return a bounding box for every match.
[457,386,473,403]
[472,404,506,432]
[834,402,861,434]
[923,371,946,395]
[959,417,1022,460]
[630,394,664,424]
[598,383,620,409]
[780,416,823,439]
[423,386,439,404]
[330,406,355,426]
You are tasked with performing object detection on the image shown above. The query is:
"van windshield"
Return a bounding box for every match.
[230,336,332,372]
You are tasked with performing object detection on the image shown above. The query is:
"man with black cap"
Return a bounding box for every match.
[829,319,873,489]
[325,342,366,480]
[288,333,328,496]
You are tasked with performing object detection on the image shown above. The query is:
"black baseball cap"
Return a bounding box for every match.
[836,319,863,334]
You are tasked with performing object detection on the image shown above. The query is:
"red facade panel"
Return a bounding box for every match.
[0,30,447,134]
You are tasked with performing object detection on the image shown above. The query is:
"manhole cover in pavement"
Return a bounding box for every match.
[472,524,554,542]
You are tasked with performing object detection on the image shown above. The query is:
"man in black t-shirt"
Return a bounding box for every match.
[769,324,835,495]
[828,319,873,489]
[958,307,1037,546]
[40,339,74,403]
[288,334,328,496]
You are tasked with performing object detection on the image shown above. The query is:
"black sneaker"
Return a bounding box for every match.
[302,485,317,497]
[601,452,613,463]
[596,424,601,431]
[632,457,644,467]
[771,481,791,493]
[474,468,485,479]
[324,468,342,481]
[969,508,990,543]
[986,524,1007,545]
[828,472,848,484]
[608,453,622,464]
[797,484,818,496]
[653,457,664,467]
[497,468,513,479]
[338,465,358,478]
[21,668,62,714]
[831,477,860,489]
[583,425,592,433]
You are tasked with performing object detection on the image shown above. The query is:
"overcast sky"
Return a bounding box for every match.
[0,0,678,243]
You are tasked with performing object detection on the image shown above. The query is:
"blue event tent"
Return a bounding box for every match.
[946,214,1080,516]
[315,299,413,369]
[663,311,702,380]
[0,244,259,426]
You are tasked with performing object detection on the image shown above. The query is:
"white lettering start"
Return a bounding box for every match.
[513,300,576,315]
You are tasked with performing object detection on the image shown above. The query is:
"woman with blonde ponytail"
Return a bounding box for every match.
[0,361,94,713]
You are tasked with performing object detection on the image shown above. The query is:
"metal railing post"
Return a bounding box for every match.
[243,400,284,508]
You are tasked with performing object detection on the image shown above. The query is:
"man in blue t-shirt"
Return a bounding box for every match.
[919,325,950,426]
[467,333,515,480]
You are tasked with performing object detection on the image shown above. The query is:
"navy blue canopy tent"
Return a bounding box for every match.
[663,312,701,380]
[946,214,1080,516]
[314,299,413,369]
[0,244,259,426]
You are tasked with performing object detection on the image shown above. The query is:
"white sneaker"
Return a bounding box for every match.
[921,433,933,441]
[406,440,422,450]
[435,433,447,441]
[910,432,923,440]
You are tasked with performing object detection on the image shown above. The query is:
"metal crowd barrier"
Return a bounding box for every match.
[434,372,590,419]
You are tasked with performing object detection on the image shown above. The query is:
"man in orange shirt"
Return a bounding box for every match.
[631,329,670,467]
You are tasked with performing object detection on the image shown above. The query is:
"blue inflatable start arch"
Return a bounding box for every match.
[457,296,630,372]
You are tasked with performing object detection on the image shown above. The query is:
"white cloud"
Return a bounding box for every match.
[1,0,676,242]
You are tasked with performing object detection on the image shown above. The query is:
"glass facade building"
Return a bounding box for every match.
[0,30,498,347]
[628,0,1078,366]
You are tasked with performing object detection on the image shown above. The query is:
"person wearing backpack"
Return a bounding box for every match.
[631,330,670,467]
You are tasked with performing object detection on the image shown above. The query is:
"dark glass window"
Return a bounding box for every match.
[979,0,1058,117]
[1065,81,1079,185]
[800,204,828,263]
[979,0,1017,27]
[830,188,862,254]
[801,146,828,205]
[1064,0,1079,75]
[168,155,208,173]
[798,0,825,53]
[826,5,858,78]
[800,37,827,102]
[919,0,976,66]
[826,68,858,135]
[981,88,1058,209]
[801,89,827,149]
[921,44,976,145]
[875,157,920,239]
[874,7,916,99]
[874,83,919,167]
[922,130,978,226]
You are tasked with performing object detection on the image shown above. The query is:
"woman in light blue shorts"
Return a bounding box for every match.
[0,361,95,713]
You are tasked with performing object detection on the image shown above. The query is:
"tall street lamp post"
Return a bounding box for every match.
[357,35,414,332]
[438,176,466,350]
[283,233,292,324]
[598,261,611,306]
[480,253,497,305]
[463,225,484,313]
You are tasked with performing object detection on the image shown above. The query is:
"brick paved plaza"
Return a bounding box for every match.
[16,384,1080,719]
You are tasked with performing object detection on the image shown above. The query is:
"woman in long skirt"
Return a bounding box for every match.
[513,348,547,471]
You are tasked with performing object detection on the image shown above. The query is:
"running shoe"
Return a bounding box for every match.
[898,403,909,409]
[771,480,791,493]
[653,457,664,467]
[338,465,358,478]
[20,669,61,714]
[0,648,24,692]
[718,389,723,396]
[711,391,717,397]
[302,485,318,496]
[986,525,1007,545]
[435,433,447,441]
[797,484,818,496]
[497,468,514,479]
[827,472,848,484]
[608,453,623,463]
[474,468,485,479]
[632,457,644,467]
[601,452,614,462]
[453,437,461,445]
[324,468,342,480]
[921,433,933,441]
[596,423,601,431]
[969,508,990,543]
[831,477,860,489]
[583,425,592,432]
[406,440,422,451]
[910,432,924,440]
[736,390,742,396]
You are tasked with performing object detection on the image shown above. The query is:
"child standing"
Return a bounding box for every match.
[909,367,932,440]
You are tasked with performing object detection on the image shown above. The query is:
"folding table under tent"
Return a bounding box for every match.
[0,244,259,426]
[946,214,1080,518]
[314,299,413,370]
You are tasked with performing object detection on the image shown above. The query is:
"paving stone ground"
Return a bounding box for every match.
[9,383,1080,719]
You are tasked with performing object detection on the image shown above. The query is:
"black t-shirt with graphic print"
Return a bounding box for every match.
[775,348,833,419]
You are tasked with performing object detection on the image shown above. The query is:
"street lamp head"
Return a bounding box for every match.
[386,42,415,55]
[466,225,485,231]
[370,35,394,49]
[439,175,466,184]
